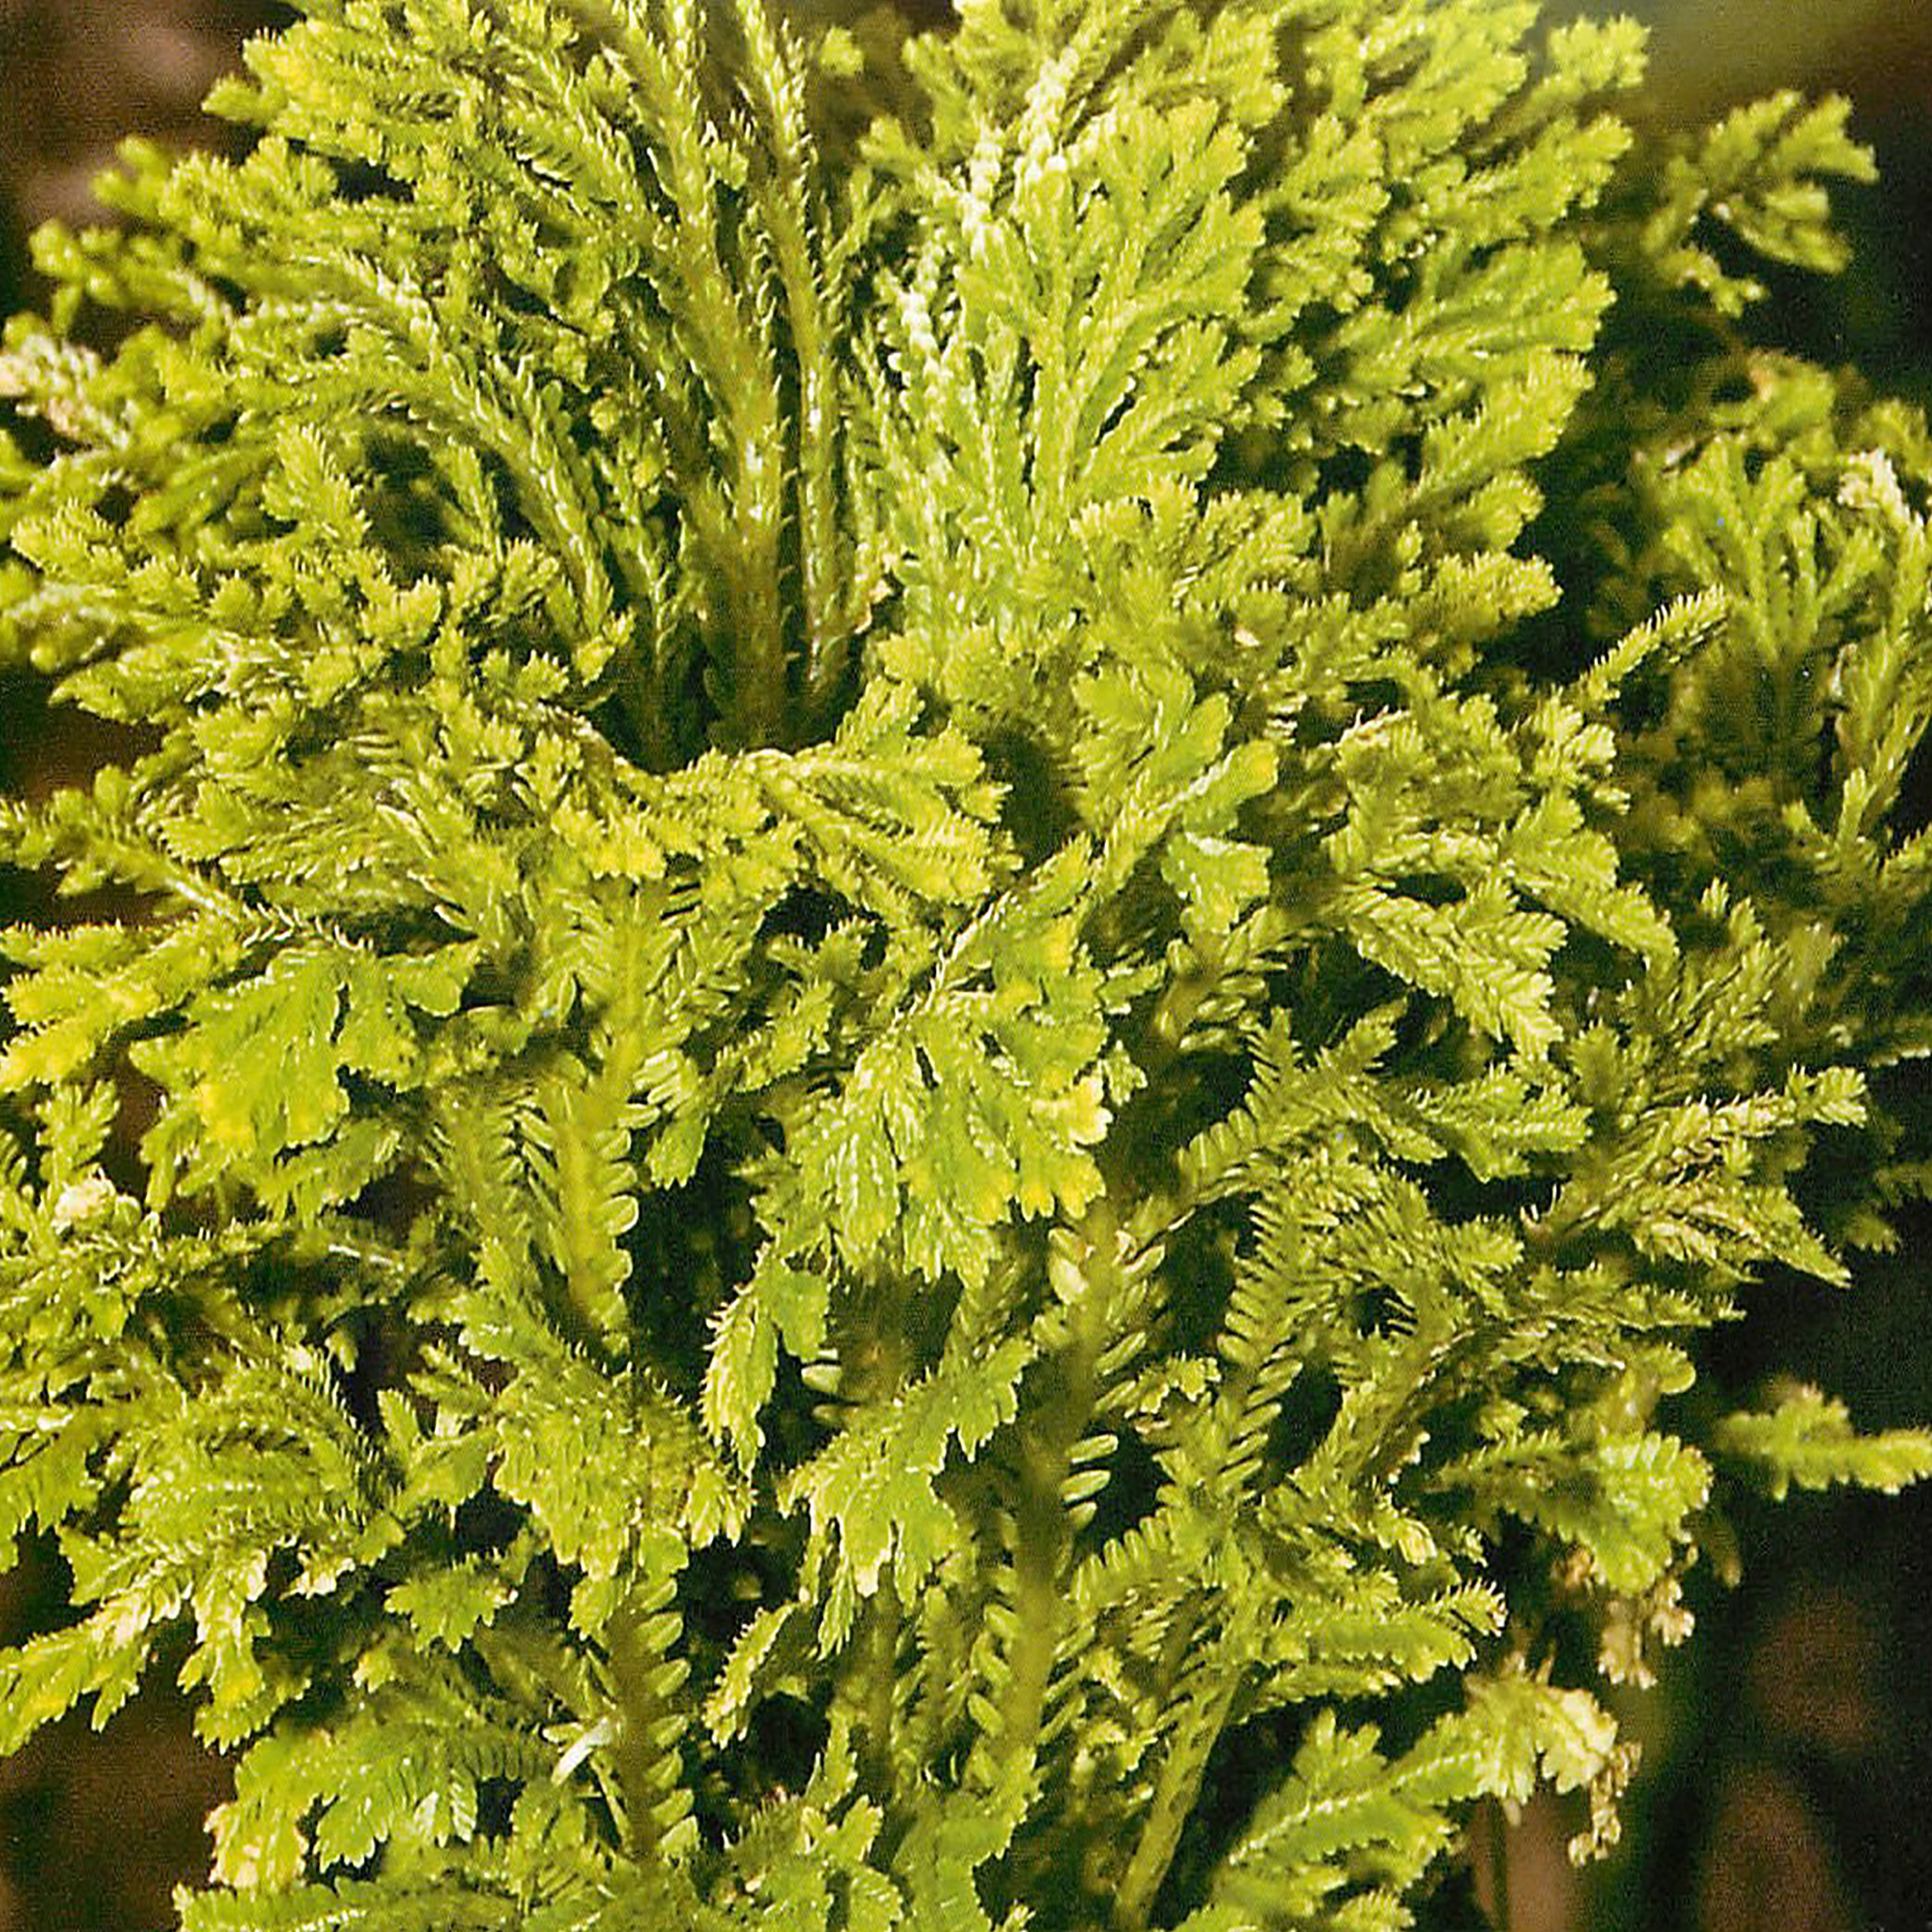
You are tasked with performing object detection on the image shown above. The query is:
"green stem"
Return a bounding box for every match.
[860,1577,900,1804]
[1488,1797,1513,1932]
[604,1576,690,1862]
[968,1209,1114,1824]
[982,1432,1076,1816]
[1112,1645,1241,1932]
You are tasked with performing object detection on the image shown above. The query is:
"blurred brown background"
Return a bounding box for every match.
[2,4,1930,1929]
[0,2,280,257]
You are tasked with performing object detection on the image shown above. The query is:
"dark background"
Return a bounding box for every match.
[0,5,1928,1928]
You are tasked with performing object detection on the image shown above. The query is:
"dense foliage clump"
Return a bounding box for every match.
[1,2,1928,1926]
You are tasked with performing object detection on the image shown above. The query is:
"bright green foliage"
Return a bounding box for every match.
[2,1,1930,1928]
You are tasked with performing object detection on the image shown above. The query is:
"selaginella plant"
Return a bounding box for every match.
[2,0,1931,1925]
